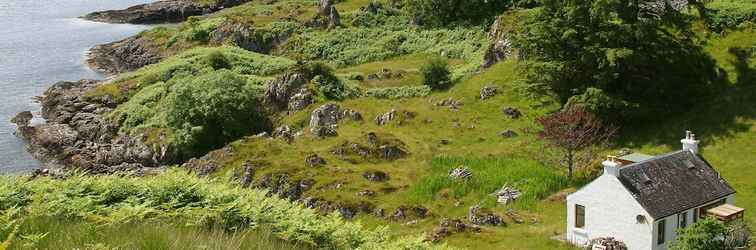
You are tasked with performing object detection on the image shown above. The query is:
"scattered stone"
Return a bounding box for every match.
[390,206,407,220]
[363,171,389,182]
[468,205,504,226]
[449,166,472,181]
[405,220,418,226]
[412,206,430,218]
[499,129,518,138]
[374,207,385,217]
[426,227,451,242]
[618,148,633,157]
[366,132,378,146]
[435,98,462,111]
[440,218,468,232]
[240,161,256,188]
[338,206,357,219]
[502,107,522,119]
[505,209,525,224]
[377,145,406,160]
[305,154,326,167]
[493,185,522,205]
[374,109,396,125]
[357,190,376,197]
[480,86,499,100]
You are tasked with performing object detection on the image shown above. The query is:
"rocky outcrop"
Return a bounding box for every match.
[309,103,362,137]
[82,0,249,24]
[483,15,518,68]
[265,73,313,112]
[502,106,522,119]
[209,20,294,54]
[87,35,163,75]
[13,80,166,173]
[307,0,341,28]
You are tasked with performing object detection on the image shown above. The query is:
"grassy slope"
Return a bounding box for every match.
[13,0,755,249]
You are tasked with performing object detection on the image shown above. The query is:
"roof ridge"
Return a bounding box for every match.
[618,150,688,172]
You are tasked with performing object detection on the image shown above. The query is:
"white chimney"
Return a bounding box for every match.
[603,155,621,177]
[681,130,700,154]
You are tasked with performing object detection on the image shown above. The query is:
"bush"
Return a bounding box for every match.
[166,70,271,158]
[204,50,231,70]
[420,57,452,90]
[706,0,756,32]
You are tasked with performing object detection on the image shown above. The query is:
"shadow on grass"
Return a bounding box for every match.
[618,46,756,149]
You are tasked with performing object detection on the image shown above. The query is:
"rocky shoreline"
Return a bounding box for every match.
[82,0,248,24]
[12,79,169,174]
[86,35,163,76]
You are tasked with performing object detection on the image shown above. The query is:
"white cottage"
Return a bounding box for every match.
[566,131,744,250]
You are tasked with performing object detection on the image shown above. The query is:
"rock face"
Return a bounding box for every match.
[82,0,249,24]
[307,0,341,28]
[265,73,312,111]
[483,15,518,68]
[209,20,293,54]
[502,107,522,119]
[13,80,166,173]
[87,35,163,75]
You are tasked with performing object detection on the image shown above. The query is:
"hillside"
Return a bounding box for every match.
[4,0,755,249]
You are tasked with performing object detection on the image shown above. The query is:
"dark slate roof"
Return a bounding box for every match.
[618,150,736,219]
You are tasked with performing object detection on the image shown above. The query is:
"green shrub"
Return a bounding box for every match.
[204,50,231,70]
[166,70,271,158]
[420,57,452,90]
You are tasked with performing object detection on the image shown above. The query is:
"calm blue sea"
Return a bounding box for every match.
[0,0,152,173]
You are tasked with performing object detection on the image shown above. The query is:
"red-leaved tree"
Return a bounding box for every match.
[537,106,617,178]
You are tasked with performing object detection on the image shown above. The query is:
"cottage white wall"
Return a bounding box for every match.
[566,175,654,249]
[651,194,736,250]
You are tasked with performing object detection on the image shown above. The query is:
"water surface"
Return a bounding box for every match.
[0,0,152,173]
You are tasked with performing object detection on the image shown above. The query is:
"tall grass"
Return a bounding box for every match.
[407,156,570,208]
[9,217,305,250]
[0,170,451,250]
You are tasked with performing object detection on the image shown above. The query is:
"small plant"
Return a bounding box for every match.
[420,57,451,90]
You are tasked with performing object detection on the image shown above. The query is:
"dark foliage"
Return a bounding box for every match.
[420,57,452,90]
[517,0,724,122]
[403,0,534,27]
[167,70,271,158]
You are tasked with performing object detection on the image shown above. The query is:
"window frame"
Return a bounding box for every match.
[679,212,688,228]
[657,219,666,245]
[575,204,586,229]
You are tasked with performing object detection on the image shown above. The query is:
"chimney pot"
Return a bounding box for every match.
[603,155,621,177]
[681,130,700,154]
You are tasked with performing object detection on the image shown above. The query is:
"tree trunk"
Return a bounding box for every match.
[567,151,574,179]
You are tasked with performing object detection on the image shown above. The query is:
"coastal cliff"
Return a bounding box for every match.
[82,0,249,24]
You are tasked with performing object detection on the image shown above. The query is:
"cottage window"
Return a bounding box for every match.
[693,208,699,223]
[575,204,585,229]
[679,212,687,228]
[657,219,666,245]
